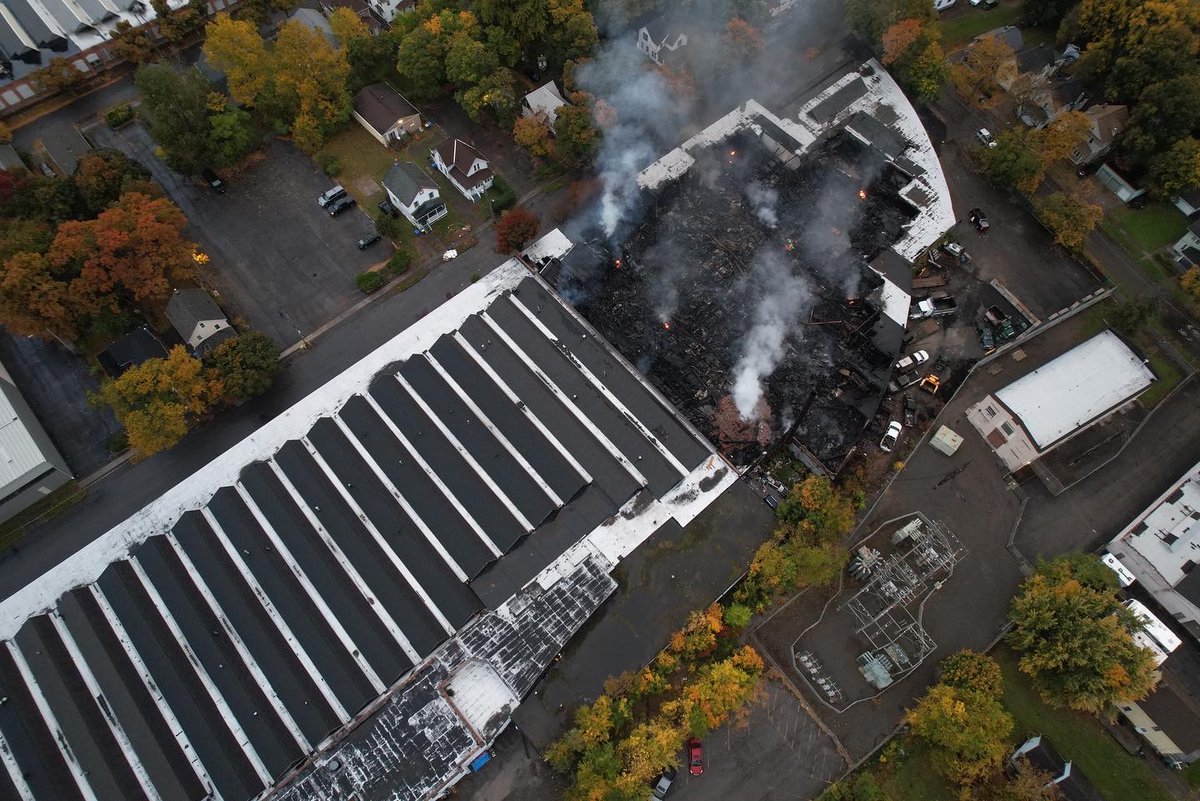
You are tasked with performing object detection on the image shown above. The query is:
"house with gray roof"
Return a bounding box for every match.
[522,81,567,132]
[287,7,336,47]
[382,161,446,230]
[431,138,493,202]
[352,83,422,146]
[0,357,71,523]
[166,288,236,357]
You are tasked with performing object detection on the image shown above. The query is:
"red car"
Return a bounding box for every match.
[686,738,704,776]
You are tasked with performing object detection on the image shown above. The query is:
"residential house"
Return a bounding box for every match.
[1172,217,1200,269]
[431,138,494,202]
[166,288,236,357]
[382,161,447,230]
[287,7,337,47]
[367,0,414,22]
[1174,189,1200,218]
[1116,681,1200,768]
[97,326,168,378]
[1010,736,1104,801]
[352,83,423,147]
[635,15,688,65]
[522,81,567,133]
[1070,104,1129,165]
[0,357,71,524]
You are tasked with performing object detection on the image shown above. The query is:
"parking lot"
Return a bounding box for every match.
[90,123,385,347]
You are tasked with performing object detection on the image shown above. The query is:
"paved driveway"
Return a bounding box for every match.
[90,123,382,347]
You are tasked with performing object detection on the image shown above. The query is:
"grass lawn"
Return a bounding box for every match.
[995,647,1173,801]
[317,125,397,206]
[941,2,1022,48]
[1107,202,1190,253]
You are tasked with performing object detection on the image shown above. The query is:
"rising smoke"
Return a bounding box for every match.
[743,180,779,228]
[730,250,814,419]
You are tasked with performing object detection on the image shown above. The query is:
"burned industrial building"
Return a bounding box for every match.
[541,63,953,473]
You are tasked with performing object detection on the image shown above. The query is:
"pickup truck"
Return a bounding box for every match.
[888,369,923,394]
[909,294,958,320]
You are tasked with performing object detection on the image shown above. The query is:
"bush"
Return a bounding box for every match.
[486,174,516,214]
[356,270,385,293]
[316,153,341,176]
[105,103,135,129]
[387,248,412,274]
[376,213,407,240]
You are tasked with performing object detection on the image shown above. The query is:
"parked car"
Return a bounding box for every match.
[377,198,400,218]
[328,196,357,217]
[764,495,779,510]
[889,369,923,394]
[201,168,225,194]
[357,233,382,250]
[968,207,990,232]
[895,349,930,372]
[975,128,997,148]
[903,395,917,427]
[318,185,346,207]
[934,0,955,9]
[651,766,677,800]
[880,420,903,452]
[687,738,704,776]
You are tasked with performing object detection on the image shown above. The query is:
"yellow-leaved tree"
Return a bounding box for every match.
[202,15,271,106]
[273,19,352,152]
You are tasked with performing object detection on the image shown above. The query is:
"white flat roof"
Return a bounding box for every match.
[0,370,57,492]
[995,330,1155,449]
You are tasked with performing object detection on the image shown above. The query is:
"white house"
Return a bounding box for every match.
[382,161,447,230]
[1172,218,1200,269]
[166,288,236,357]
[1069,104,1128,165]
[1174,189,1200,218]
[0,358,71,524]
[353,83,423,147]
[636,17,688,65]
[522,81,567,133]
[431,138,494,202]
[368,0,413,22]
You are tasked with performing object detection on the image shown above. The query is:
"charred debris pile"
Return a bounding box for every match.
[553,128,917,471]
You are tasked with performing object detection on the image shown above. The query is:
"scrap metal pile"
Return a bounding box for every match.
[556,129,917,470]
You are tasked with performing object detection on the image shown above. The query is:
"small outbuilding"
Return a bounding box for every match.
[353,83,423,147]
[166,288,236,357]
[97,326,168,378]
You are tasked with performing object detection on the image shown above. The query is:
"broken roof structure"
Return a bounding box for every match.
[0,252,735,801]
[553,61,946,473]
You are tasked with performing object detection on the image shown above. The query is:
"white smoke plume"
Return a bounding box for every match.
[730,251,813,418]
[743,180,779,228]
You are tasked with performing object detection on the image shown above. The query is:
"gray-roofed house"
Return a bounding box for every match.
[287,7,336,46]
[1174,188,1200,218]
[382,161,447,230]
[431,138,494,202]
[635,15,688,65]
[0,357,71,523]
[97,325,168,378]
[522,81,567,132]
[352,83,422,146]
[1010,736,1104,801]
[166,288,237,357]
[1070,104,1128,165]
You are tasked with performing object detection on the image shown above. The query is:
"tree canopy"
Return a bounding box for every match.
[1006,555,1158,713]
[496,207,540,253]
[207,331,279,401]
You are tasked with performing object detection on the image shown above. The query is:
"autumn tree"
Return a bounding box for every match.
[683,646,763,735]
[1182,266,1200,303]
[668,604,723,662]
[1034,192,1103,253]
[72,150,152,217]
[513,116,555,159]
[881,18,924,65]
[1006,554,1159,714]
[202,15,271,106]
[328,7,368,49]
[908,682,1014,784]
[273,19,353,151]
[881,18,947,103]
[724,18,763,60]
[546,0,598,66]
[1039,111,1093,163]
[30,58,87,95]
[845,0,933,41]
[49,192,194,308]
[552,102,598,164]
[135,64,215,174]
[939,650,1004,698]
[95,345,223,457]
[776,474,857,542]
[109,19,158,64]
[495,207,540,253]
[952,35,1015,108]
[207,331,279,401]
[0,251,93,340]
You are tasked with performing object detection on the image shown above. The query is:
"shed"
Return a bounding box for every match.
[930,426,962,456]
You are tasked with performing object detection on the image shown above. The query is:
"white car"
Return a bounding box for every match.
[976,128,997,148]
[880,421,903,453]
[934,0,956,10]
[895,350,930,372]
[318,185,346,207]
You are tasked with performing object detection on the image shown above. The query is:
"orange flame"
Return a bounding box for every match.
[858,189,867,200]
[663,321,671,330]
[613,258,622,268]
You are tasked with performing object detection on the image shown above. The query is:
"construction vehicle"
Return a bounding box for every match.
[919,374,941,394]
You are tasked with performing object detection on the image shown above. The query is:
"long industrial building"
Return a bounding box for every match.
[0,252,735,801]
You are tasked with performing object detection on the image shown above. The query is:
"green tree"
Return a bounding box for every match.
[395,26,446,98]
[1006,555,1159,713]
[445,33,498,88]
[207,331,279,400]
[202,15,271,106]
[1022,0,1077,28]
[555,103,599,164]
[939,650,1004,698]
[456,68,518,125]
[135,64,215,173]
[1119,73,1200,164]
[904,41,949,103]
[1149,137,1200,197]
[207,103,258,167]
[1034,192,1103,253]
[95,345,223,458]
[908,683,1014,784]
[983,128,1044,192]
[845,0,932,40]
[109,19,158,64]
[475,0,548,52]
[546,0,597,65]
[347,31,399,89]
